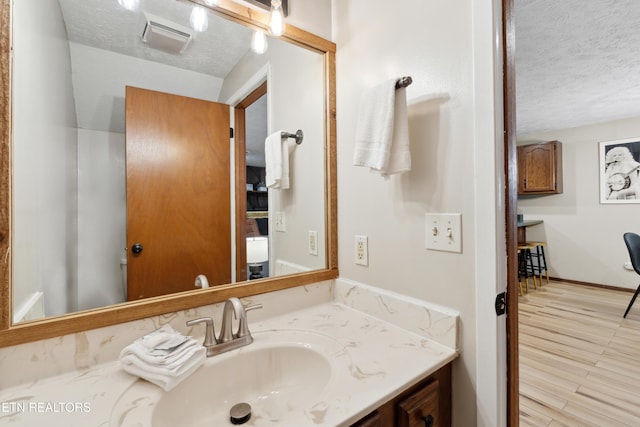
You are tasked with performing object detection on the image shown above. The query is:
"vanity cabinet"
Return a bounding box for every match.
[351,363,451,427]
[517,140,563,195]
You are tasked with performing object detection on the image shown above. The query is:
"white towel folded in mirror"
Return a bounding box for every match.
[119,324,206,391]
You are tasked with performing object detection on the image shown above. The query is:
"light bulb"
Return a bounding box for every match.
[269,0,285,36]
[117,0,139,11]
[190,6,209,33]
[251,30,268,54]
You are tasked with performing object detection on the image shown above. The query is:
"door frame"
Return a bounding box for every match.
[503,0,520,424]
[234,81,268,281]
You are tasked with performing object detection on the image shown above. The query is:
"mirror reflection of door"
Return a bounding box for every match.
[125,86,232,300]
[234,82,269,281]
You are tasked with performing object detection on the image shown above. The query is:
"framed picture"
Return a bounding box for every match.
[600,137,640,204]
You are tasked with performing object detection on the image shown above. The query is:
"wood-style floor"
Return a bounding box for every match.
[519,280,640,426]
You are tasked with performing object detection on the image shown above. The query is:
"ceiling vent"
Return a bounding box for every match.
[138,12,193,54]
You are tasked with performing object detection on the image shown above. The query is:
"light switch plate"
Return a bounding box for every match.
[274,211,286,232]
[425,213,462,253]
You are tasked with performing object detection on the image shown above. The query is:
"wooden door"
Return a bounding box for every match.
[125,86,231,300]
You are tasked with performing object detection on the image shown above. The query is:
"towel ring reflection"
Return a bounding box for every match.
[281,129,303,145]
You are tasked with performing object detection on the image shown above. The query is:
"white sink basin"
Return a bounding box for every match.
[112,329,348,426]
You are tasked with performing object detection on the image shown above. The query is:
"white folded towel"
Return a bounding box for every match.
[137,324,189,351]
[121,338,201,368]
[120,351,204,391]
[119,325,206,391]
[353,79,411,176]
[265,130,292,189]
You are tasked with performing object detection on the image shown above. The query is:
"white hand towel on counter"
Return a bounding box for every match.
[121,337,201,367]
[353,79,411,176]
[119,324,206,391]
[120,352,204,392]
[265,130,293,189]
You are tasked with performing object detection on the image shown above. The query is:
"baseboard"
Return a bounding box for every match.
[550,276,634,293]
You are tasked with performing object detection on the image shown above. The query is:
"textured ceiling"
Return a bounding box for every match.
[55,0,268,165]
[60,1,640,139]
[58,0,253,78]
[515,0,640,136]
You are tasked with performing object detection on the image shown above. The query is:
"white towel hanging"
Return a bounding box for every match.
[265,130,293,189]
[353,78,411,176]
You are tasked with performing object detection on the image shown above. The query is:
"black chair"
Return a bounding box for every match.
[623,232,640,318]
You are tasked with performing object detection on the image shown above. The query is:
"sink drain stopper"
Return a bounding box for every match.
[230,402,251,425]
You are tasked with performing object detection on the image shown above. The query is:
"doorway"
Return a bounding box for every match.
[503,1,640,423]
[234,82,269,281]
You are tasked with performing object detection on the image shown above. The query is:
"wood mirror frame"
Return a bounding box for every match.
[0,0,337,348]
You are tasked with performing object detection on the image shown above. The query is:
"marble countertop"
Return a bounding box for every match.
[0,279,459,426]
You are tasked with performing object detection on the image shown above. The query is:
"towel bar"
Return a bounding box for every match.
[281,129,304,145]
[395,76,412,89]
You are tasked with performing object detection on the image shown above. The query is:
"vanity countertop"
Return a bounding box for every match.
[0,280,459,426]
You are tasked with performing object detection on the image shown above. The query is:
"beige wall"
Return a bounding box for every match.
[333,1,502,425]
[13,0,78,318]
[266,40,326,272]
[518,116,640,289]
[221,37,326,274]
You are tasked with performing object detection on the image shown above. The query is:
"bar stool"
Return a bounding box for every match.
[517,249,524,296]
[527,241,548,285]
[517,243,538,292]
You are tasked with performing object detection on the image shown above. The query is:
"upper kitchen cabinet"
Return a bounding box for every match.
[517,140,563,195]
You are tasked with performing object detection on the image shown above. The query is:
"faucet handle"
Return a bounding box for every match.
[186,317,217,347]
[237,304,263,339]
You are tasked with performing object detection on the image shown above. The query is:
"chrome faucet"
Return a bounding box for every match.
[219,297,245,343]
[186,297,262,357]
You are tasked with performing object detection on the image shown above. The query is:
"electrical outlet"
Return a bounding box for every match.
[308,230,318,256]
[355,235,368,266]
[274,211,286,232]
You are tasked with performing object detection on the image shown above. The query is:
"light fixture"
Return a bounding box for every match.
[251,30,268,54]
[269,0,286,36]
[246,236,268,279]
[189,6,209,33]
[117,0,139,11]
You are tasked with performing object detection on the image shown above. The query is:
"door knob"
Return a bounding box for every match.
[131,243,144,254]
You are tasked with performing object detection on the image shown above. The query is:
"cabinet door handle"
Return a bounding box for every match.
[422,414,434,427]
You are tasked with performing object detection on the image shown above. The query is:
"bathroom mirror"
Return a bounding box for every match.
[0,0,337,347]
